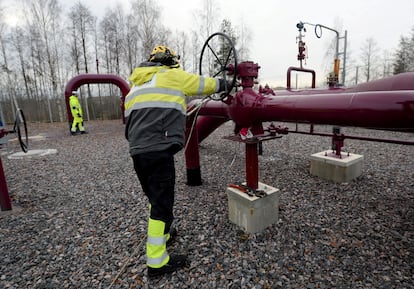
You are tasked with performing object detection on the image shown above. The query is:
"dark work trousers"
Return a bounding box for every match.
[132,151,175,234]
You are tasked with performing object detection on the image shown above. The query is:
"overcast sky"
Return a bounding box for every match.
[3,0,414,87]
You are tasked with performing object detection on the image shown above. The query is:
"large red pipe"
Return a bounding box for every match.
[193,72,414,131]
[229,90,414,131]
[185,71,414,186]
[347,72,414,92]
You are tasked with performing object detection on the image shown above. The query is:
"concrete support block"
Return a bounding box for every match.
[310,150,364,183]
[227,182,280,233]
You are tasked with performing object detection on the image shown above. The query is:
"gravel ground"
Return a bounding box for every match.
[0,119,413,289]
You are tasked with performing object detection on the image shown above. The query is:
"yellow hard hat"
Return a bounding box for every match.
[149,45,180,66]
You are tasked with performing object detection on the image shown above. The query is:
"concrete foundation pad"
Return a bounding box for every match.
[310,150,364,183]
[227,182,280,233]
[8,149,57,159]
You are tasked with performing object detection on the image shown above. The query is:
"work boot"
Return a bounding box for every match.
[147,254,188,277]
[166,227,177,246]
[80,131,88,134]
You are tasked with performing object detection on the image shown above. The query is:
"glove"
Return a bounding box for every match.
[77,113,81,118]
[218,78,232,93]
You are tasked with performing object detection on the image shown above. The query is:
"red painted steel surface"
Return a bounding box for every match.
[287,66,316,89]
[186,67,414,188]
[0,158,12,211]
[0,130,11,210]
[192,72,414,132]
[245,143,259,190]
[231,90,413,131]
[185,113,201,170]
[64,74,130,124]
[62,67,414,190]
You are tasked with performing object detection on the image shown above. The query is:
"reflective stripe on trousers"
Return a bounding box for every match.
[146,217,170,268]
[71,117,85,132]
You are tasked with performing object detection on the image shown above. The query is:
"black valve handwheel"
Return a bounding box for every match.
[199,32,238,100]
[13,108,28,153]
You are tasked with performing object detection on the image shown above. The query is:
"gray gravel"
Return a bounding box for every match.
[0,120,413,289]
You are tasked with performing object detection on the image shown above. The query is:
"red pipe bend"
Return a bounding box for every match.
[64,74,130,123]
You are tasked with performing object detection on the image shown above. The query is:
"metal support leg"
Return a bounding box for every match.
[185,114,202,186]
[0,157,12,211]
[245,142,259,191]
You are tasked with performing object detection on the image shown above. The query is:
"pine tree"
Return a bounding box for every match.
[393,27,414,74]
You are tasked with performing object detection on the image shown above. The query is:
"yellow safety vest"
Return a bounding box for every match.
[125,65,219,118]
[69,95,83,118]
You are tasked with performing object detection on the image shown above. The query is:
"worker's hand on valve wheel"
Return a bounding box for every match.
[218,78,232,93]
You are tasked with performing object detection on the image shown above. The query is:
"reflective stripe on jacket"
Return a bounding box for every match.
[125,62,219,156]
[124,64,219,118]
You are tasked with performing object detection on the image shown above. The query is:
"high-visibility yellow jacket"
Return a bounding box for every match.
[69,95,83,119]
[125,62,220,156]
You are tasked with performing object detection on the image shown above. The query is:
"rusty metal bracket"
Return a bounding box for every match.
[228,183,267,198]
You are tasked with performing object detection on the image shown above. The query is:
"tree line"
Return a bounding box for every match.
[351,27,414,85]
[0,0,250,124]
[0,0,413,124]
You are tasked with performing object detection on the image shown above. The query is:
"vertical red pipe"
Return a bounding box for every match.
[185,113,202,186]
[286,66,316,89]
[245,142,259,190]
[0,157,12,211]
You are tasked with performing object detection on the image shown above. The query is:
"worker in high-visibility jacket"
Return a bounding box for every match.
[125,45,229,277]
[69,91,86,135]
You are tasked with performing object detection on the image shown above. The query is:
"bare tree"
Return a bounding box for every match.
[124,13,141,74]
[381,50,393,77]
[341,47,358,86]
[25,0,65,121]
[0,22,18,119]
[190,31,201,74]
[28,24,48,109]
[68,1,97,120]
[10,27,31,99]
[171,31,189,70]
[236,21,252,62]
[129,0,166,57]
[68,2,96,75]
[195,0,220,41]
[191,2,253,74]
[99,7,124,75]
[359,37,380,82]
[98,5,127,119]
